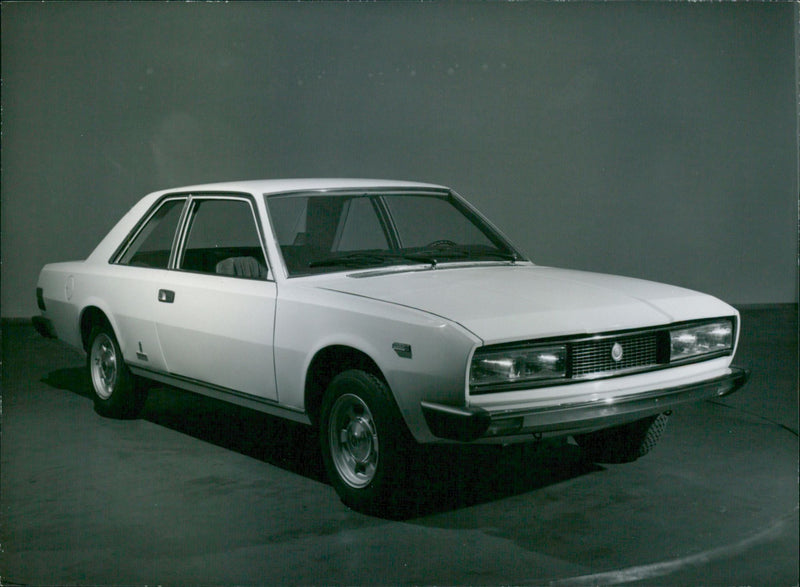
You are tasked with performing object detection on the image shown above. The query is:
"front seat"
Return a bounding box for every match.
[215,256,268,279]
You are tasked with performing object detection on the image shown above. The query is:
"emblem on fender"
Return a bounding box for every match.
[611,342,624,362]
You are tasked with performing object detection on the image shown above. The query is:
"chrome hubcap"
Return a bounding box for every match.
[91,334,117,400]
[329,394,378,488]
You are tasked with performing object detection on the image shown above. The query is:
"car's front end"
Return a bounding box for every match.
[313,263,748,445]
[262,184,749,452]
[424,316,747,443]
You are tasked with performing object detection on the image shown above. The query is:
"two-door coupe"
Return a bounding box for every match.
[34,179,749,512]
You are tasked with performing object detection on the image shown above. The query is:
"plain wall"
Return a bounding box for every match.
[2,2,796,318]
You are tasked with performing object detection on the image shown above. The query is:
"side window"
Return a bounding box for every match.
[179,198,269,280]
[118,198,184,268]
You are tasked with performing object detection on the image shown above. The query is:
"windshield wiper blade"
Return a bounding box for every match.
[308,253,394,268]
[475,250,519,262]
[309,249,477,270]
[402,250,469,267]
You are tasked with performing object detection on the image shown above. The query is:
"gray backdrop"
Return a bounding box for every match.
[2,2,796,318]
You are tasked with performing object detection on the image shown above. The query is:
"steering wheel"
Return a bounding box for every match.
[425,239,457,249]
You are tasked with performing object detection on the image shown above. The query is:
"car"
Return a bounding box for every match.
[34,178,749,512]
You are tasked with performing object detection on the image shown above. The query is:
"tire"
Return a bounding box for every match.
[319,369,414,514]
[575,412,670,464]
[87,324,148,419]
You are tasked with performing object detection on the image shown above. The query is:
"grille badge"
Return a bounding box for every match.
[611,342,624,362]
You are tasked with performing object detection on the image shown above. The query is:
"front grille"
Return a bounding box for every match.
[469,317,736,395]
[571,333,659,378]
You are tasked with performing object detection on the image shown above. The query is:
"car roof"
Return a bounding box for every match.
[86,179,453,265]
[154,178,449,196]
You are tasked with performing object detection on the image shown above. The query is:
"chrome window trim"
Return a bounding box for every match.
[110,195,188,266]
[172,192,273,282]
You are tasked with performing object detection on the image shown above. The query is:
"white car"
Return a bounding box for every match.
[34,179,748,512]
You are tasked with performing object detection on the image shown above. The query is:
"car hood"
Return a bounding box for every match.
[315,264,736,344]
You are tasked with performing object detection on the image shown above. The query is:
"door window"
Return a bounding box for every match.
[179,198,269,280]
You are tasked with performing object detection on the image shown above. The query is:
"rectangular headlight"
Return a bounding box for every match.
[670,319,733,362]
[470,344,566,388]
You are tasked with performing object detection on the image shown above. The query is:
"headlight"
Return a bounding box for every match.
[670,319,733,362]
[470,344,566,388]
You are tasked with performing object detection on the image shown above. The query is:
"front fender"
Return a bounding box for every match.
[273,284,480,442]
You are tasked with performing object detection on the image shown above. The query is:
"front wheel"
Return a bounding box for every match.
[87,324,148,419]
[320,370,414,514]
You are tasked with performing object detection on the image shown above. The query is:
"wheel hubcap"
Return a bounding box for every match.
[344,417,373,463]
[329,394,378,489]
[91,334,117,400]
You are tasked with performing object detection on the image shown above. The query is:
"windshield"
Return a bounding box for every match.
[266,191,522,277]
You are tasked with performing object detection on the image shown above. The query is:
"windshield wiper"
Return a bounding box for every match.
[406,248,520,266]
[473,250,519,262]
[402,250,468,267]
[309,249,481,270]
[308,252,395,269]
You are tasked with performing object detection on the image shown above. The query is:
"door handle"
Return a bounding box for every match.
[158,289,175,303]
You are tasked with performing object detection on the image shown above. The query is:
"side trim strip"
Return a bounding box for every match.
[128,366,311,425]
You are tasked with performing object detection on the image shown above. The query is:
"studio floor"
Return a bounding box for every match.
[1,306,797,585]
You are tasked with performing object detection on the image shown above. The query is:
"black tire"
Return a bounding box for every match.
[575,413,670,464]
[87,324,148,419]
[319,369,415,514]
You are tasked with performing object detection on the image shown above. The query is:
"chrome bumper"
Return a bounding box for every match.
[421,367,750,442]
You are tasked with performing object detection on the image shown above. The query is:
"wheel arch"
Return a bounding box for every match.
[79,305,114,351]
[304,345,386,427]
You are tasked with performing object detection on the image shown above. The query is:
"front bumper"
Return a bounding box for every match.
[421,366,750,442]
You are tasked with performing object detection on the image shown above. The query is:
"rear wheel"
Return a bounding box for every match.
[320,369,414,514]
[87,324,148,419]
[575,413,670,464]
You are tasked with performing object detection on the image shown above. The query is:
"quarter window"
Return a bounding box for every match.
[118,198,185,268]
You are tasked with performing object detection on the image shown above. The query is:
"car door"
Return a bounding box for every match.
[153,194,278,400]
